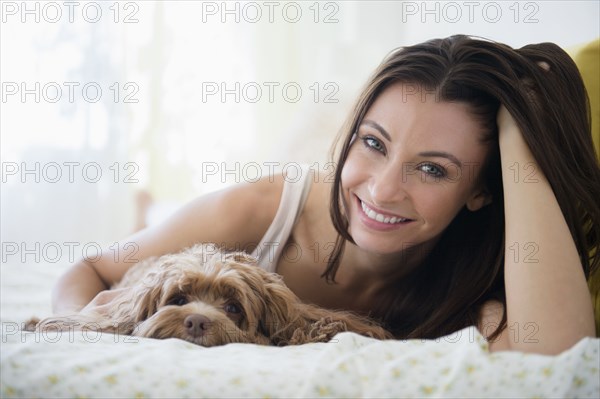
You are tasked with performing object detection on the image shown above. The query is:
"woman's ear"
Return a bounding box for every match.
[466,187,492,212]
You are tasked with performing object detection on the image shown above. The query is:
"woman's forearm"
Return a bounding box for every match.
[51,260,109,314]
[499,120,595,354]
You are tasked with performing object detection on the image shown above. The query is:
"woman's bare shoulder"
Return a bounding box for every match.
[189,173,287,245]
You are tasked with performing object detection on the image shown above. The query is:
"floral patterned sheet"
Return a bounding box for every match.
[2,262,599,398]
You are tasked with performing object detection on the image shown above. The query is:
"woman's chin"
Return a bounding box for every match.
[349,232,417,256]
[348,220,439,258]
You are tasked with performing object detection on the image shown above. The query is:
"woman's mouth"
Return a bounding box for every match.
[355,195,414,229]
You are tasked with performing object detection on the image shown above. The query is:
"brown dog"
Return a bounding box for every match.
[28,244,392,346]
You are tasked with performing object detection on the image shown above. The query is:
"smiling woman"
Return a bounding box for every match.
[324,35,600,352]
[51,35,600,356]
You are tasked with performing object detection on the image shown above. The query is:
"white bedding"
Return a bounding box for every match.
[2,261,599,398]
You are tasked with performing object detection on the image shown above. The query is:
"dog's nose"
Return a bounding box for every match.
[184,314,211,337]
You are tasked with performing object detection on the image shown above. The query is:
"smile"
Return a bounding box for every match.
[361,201,409,224]
[356,196,413,227]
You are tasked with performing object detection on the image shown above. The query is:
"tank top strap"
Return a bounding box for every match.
[251,164,313,272]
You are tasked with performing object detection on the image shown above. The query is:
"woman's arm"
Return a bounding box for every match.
[495,105,595,354]
[51,176,284,314]
[52,260,111,314]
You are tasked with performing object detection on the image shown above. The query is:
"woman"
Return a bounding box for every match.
[52,35,600,354]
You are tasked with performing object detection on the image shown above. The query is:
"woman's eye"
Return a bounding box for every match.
[224,303,242,314]
[361,136,385,153]
[168,295,187,306]
[419,163,446,178]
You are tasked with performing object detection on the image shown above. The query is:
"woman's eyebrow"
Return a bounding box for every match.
[361,119,391,141]
[418,151,463,168]
[361,119,462,168]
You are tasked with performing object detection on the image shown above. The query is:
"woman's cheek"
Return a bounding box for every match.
[341,152,371,191]
[412,185,455,225]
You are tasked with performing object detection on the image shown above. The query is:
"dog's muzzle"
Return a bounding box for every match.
[184,314,212,337]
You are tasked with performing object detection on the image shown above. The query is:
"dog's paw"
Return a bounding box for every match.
[309,317,347,341]
[288,317,347,344]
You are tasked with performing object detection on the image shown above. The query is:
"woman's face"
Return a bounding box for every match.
[341,83,492,255]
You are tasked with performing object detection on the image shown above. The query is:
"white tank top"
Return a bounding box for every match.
[250,165,313,272]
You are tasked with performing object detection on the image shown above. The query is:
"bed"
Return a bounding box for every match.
[1,260,599,398]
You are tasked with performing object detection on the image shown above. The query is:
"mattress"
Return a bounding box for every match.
[1,261,598,398]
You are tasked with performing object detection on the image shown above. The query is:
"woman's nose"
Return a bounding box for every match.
[368,163,410,205]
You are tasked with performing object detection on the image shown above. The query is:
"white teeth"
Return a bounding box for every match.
[360,201,408,224]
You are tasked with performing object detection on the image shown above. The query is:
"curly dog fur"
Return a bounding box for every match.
[28,244,392,346]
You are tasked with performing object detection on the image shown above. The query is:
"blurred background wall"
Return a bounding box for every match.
[1,0,599,266]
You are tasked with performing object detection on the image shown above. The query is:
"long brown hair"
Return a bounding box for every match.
[326,35,600,340]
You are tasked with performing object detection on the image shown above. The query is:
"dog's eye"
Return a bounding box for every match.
[224,303,242,314]
[167,295,188,306]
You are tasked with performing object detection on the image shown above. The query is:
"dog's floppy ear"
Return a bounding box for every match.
[259,285,341,345]
[90,279,163,334]
[122,269,166,323]
[286,305,394,344]
[257,270,393,345]
[256,273,316,345]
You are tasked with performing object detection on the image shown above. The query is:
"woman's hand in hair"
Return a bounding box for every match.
[497,61,550,140]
